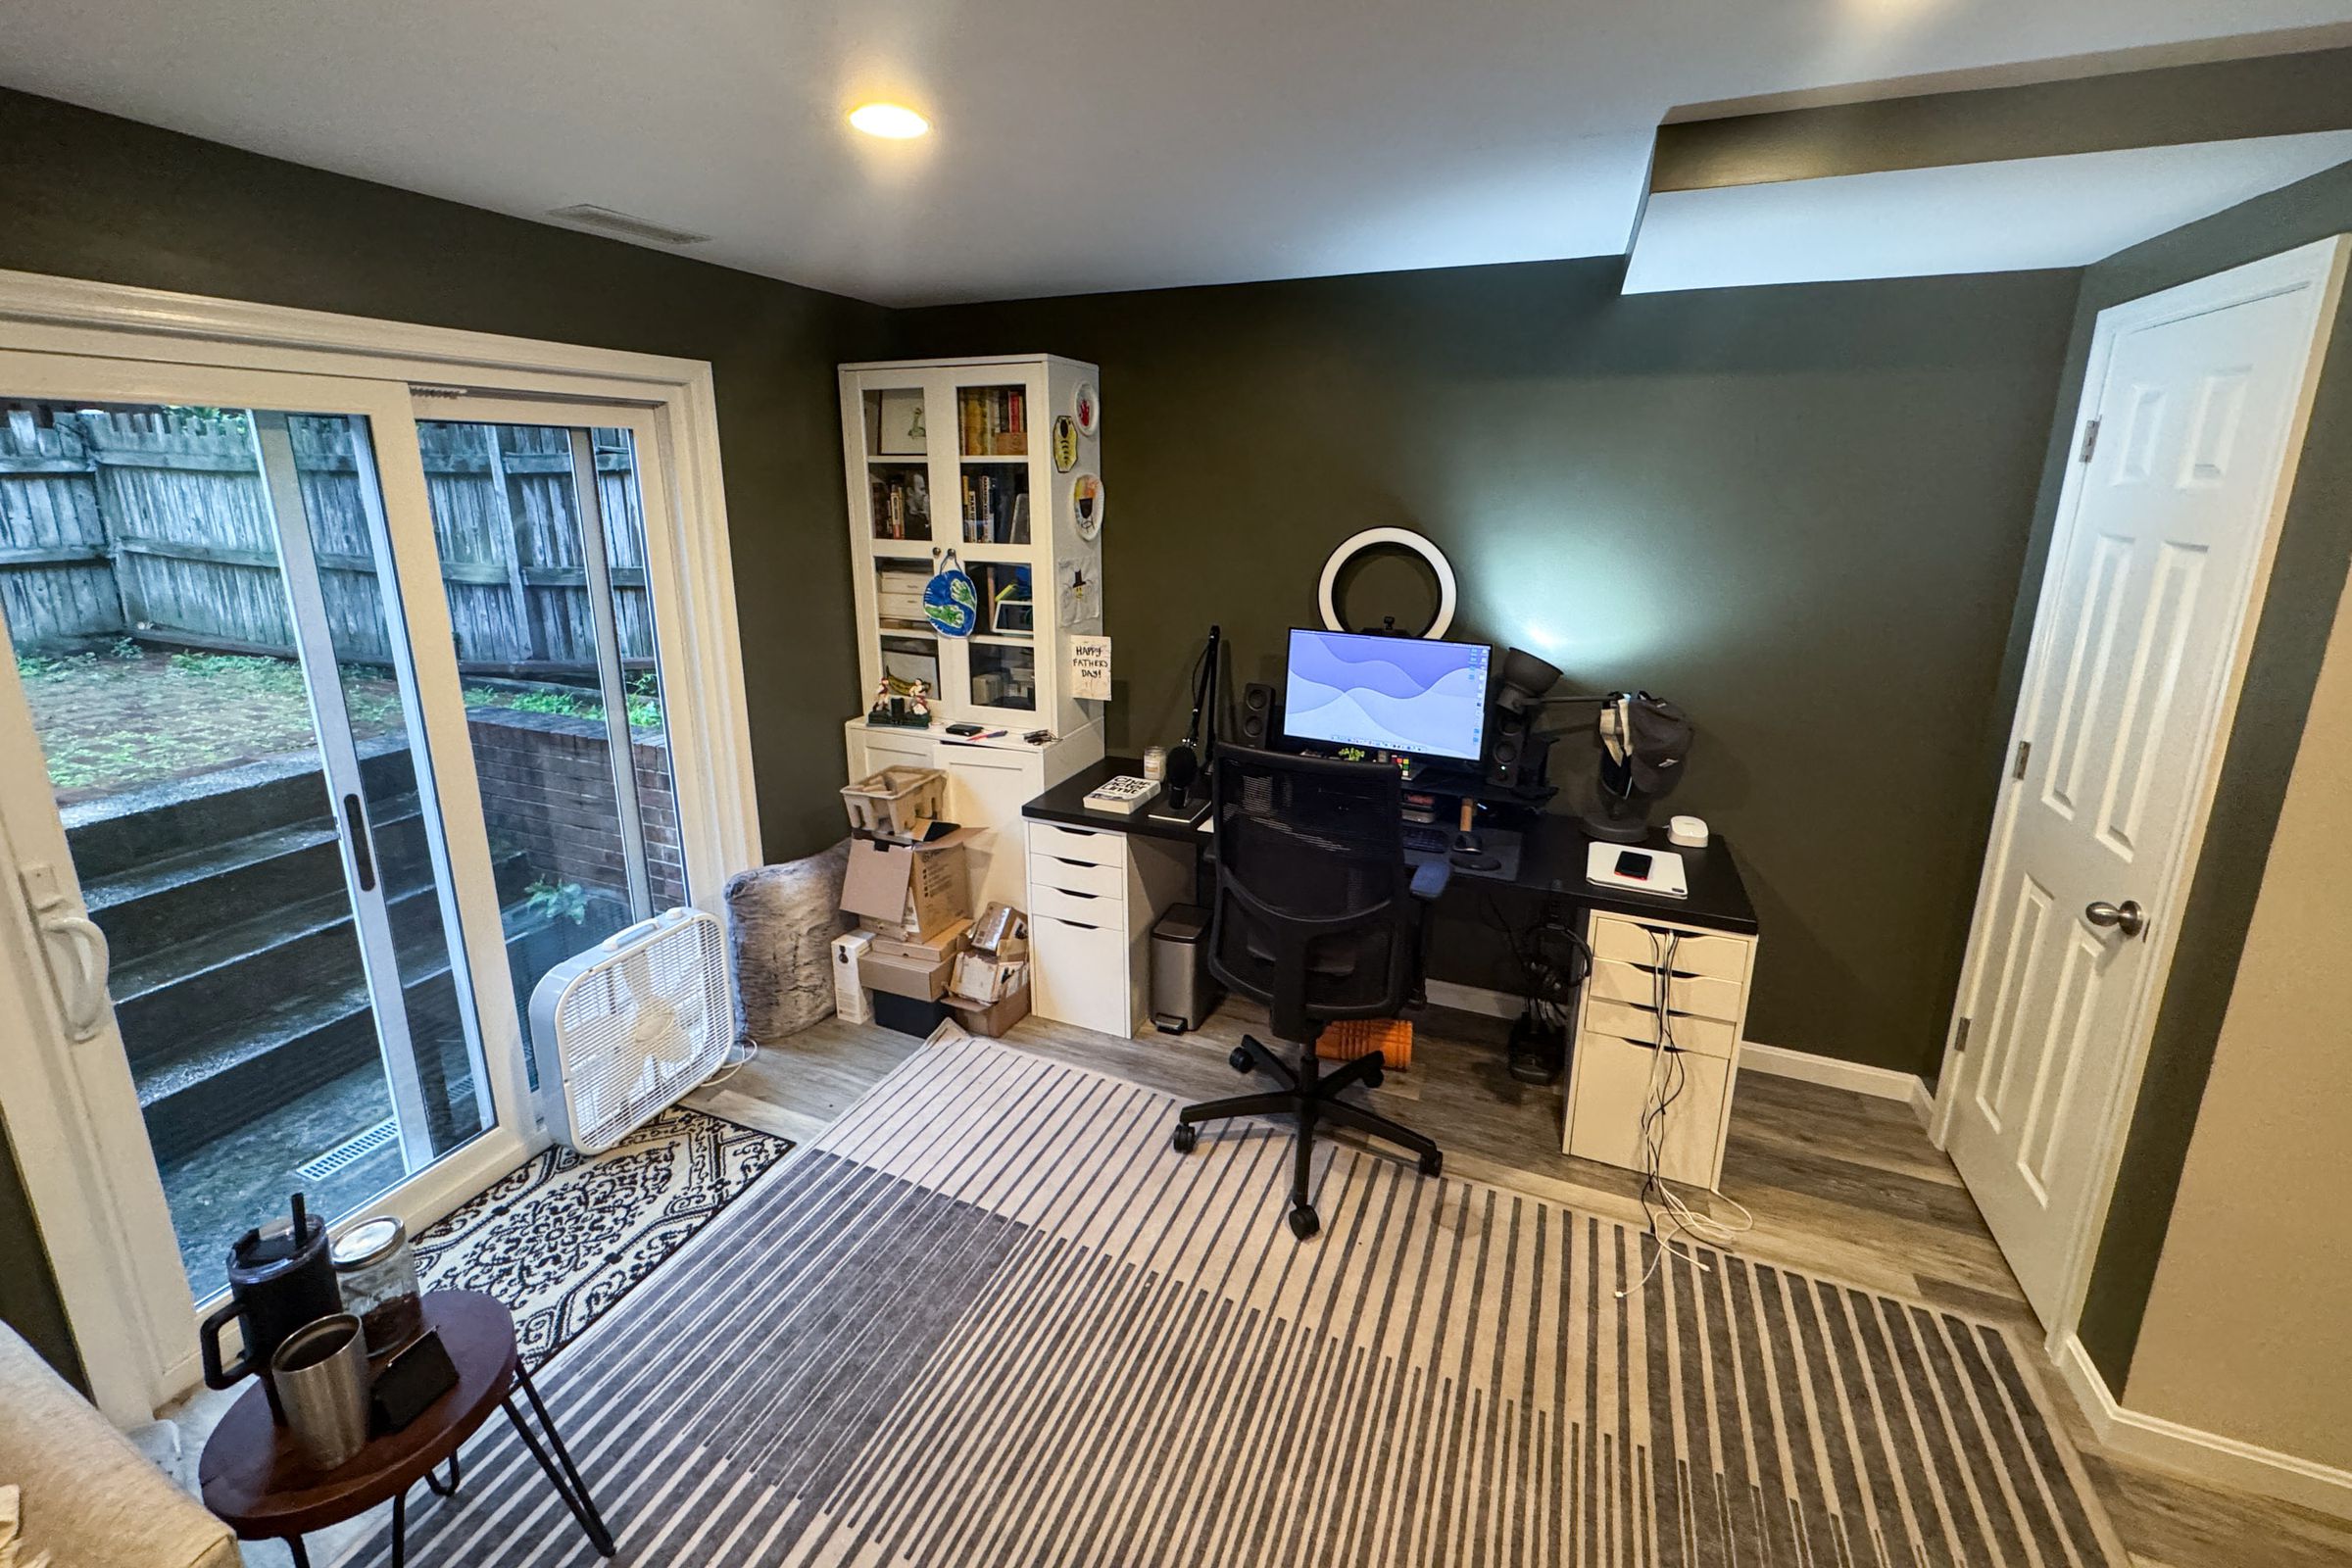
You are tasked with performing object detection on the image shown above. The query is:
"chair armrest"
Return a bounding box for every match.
[1409,858,1451,902]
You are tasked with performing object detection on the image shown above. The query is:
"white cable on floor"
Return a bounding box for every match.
[1618,929,1756,1300]
[700,1033,760,1090]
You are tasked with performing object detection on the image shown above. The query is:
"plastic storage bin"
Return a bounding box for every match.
[840,766,948,840]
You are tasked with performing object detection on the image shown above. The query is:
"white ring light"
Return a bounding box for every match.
[1317,527,1458,639]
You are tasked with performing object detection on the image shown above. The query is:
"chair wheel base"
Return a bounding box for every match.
[1171,1123,1199,1154]
[1419,1151,1444,1178]
[1229,1047,1254,1074]
[1288,1205,1319,1241]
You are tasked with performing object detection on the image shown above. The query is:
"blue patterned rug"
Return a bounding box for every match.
[412,1104,792,1369]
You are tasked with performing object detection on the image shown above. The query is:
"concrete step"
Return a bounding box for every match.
[65,738,418,884]
[136,892,555,1163]
[109,847,529,1062]
[82,794,432,971]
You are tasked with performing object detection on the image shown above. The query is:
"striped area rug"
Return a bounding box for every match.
[361,1028,2127,1568]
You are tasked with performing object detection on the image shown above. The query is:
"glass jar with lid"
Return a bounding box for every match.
[330,1216,423,1356]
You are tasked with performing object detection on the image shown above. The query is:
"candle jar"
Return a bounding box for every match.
[330,1216,424,1356]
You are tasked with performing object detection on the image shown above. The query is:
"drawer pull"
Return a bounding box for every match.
[1054,888,1100,900]
[1045,913,1100,931]
[1054,856,1090,866]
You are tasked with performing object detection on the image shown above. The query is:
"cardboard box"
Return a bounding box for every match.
[831,931,874,1025]
[869,916,972,966]
[968,903,1029,960]
[841,826,977,943]
[952,951,1027,1005]
[951,981,1030,1039]
[860,947,954,1002]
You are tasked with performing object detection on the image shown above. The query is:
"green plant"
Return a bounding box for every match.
[108,636,141,661]
[524,877,591,925]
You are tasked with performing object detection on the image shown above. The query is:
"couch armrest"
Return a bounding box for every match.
[0,1327,235,1568]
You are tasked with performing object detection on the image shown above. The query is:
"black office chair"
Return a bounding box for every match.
[1170,747,1447,1239]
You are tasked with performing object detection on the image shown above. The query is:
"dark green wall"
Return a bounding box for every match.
[898,261,2082,1074]
[0,1107,84,1390]
[0,86,892,859]
[1995,162,2352,1394]
[0,84,890,1389]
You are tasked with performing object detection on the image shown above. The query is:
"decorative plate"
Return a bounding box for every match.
[1070,472,1104,541]
[1052,415,1079,473]
[1071,381,1100,436]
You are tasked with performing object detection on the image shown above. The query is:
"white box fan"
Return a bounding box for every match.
[528,907,731,1153]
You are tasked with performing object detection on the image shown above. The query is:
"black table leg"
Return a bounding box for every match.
[286,1538,311,1568]
[424,1448,464,1497]
[391,1487,407,1568]
[502,1362,615,1557]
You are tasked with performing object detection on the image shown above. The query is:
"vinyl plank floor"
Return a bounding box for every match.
[690,999,2352,1568]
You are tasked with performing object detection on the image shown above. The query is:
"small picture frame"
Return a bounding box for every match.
[876,389,926,456]
[1071,381,1100,437]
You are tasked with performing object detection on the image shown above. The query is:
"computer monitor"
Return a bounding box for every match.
[1282,628,1492,763]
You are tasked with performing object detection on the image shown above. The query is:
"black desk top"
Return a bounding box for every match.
[1023,758,1758,937]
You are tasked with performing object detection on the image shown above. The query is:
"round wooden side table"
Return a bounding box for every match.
[199,1289,613,1566]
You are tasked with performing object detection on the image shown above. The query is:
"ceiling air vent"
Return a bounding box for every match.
[544,204,712,247]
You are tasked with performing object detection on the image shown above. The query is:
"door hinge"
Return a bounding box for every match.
[2077,418,2101,464]
[1954,1016,1973,1054]
[2012,739,2032,780]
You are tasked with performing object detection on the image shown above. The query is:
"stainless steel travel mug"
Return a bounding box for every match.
[270,1313,370,1471]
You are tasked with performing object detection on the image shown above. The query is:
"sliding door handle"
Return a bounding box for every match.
[341,793,377,892]
[40,912,110,1041]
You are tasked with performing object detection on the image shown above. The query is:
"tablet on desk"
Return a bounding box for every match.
[1585,842,1688,898]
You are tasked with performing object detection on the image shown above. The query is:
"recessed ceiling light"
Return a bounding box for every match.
[850,103,931,140]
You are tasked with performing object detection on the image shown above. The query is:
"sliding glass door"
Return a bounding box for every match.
[0,354,533,1343]
[406,399,687,1072]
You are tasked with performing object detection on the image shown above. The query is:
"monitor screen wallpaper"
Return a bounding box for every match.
[1282,629,1491,761]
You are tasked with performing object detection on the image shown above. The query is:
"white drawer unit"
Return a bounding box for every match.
[844,719,1105,917]
[1565,1034,1735,1189]
[1024,818,1194,1039]
[1027,820,1127,868]
[1562,910,1759,1190]
[1586,957,1743,1023]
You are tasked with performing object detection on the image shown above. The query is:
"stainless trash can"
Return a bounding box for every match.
[1151,905,1220,1033]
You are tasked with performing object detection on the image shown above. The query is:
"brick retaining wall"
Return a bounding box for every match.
[466,707,684,908]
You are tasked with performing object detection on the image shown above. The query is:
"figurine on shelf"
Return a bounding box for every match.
[867,674,937,728]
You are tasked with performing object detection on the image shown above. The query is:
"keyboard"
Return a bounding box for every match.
[1401,822,1449,855]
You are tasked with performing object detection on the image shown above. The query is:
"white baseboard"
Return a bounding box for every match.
[2054,1334,2352,1520]
[1422,979,1521,1020]
[1736,1039,1932,1113]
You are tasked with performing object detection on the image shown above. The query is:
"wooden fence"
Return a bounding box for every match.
[0,408,657,673]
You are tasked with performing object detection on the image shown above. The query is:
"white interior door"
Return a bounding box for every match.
[1943,239,2348,1328]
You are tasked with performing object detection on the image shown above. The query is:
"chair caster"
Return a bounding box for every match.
[1172,1123,1199,1154]
[1288,1205,1320,1241]
[1229,1047,1254,1074]
[1362,1057,1386,1089]
[1419,1151,1443,1178]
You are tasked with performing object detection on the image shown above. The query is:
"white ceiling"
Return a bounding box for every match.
[1625,131,2352,293]
[3,2,2350,306]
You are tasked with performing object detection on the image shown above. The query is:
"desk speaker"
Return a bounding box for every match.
[1240,682,1279,747]
[1488,721,1554,793]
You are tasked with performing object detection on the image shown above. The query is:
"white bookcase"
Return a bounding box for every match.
[836,355,1108,915]
[838,354,1105,734]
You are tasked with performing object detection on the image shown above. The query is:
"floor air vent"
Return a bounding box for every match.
[294,1117,399,1183]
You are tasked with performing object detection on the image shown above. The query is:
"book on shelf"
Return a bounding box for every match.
[957,387,1030,458]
